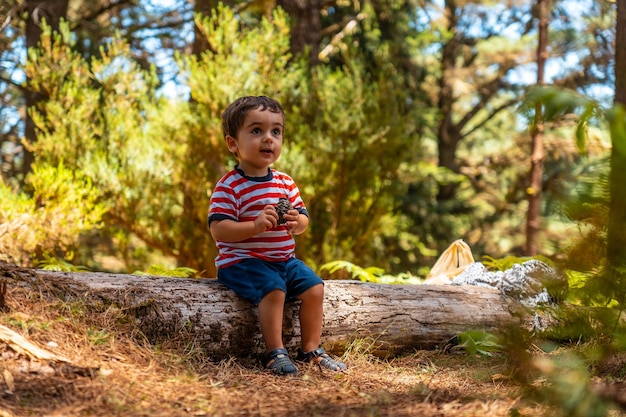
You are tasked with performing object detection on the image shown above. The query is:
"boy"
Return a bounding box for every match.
[208,96,346,376]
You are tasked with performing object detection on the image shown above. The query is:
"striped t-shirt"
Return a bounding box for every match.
[208,167,308,269]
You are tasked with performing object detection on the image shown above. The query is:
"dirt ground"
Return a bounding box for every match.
[0,264,622,417]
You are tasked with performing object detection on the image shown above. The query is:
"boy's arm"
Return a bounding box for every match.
[210,205,279,243]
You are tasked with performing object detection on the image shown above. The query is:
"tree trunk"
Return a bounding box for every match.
[191,0,222,57]
[606,0,626,290]
[22,0,69,182]
[4,265,520,359]
[614,0,626,108]
[524,0,549,256]
[436,0,461,202]
[276,0,322,65]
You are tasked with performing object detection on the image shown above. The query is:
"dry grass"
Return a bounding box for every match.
[0,276,557,417]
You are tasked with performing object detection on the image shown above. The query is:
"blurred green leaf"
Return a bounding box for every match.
[456,330,502,356]
[133,265,197,278]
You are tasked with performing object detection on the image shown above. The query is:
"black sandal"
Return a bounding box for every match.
[262,348,298,376]
[296,347,346,371]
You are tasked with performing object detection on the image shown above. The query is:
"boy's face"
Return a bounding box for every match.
[226,107,284,177]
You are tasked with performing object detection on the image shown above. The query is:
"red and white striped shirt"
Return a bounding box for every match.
[208,167,308,269]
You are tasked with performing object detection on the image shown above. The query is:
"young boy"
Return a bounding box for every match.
[208,96,346,376]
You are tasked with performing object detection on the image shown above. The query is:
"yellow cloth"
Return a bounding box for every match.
[423,239,474,284]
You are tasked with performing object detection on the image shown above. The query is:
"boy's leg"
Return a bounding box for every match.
[218,259,297,375]
[296,281,346,371]
[217,259,288,352]
[297,283,324,353]
[259,289,298,375]
[258,289,287,352]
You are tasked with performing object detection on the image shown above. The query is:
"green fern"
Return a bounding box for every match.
[320,261,422,284]
[37,252,90,272]
[481,254,553,272]
[133,264,197,278]
[455,330,502,356]
[320,260,383,282]
[371,272,423,285]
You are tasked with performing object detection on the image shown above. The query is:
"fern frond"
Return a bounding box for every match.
[37,253,90,272]
[133,264,197,278]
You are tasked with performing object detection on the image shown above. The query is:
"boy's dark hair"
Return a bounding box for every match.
[221,96,285,139]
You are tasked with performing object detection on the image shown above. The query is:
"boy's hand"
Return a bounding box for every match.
[283,209,301,234]
[254,205,279,232]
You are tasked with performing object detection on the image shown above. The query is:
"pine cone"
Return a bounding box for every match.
[275,197,292,225]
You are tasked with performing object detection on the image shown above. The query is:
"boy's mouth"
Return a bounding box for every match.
[261,148,273,154]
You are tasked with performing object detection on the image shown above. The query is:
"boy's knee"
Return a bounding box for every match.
[300,283,324,301]
[262,289,286,302]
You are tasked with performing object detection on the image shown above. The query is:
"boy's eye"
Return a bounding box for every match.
[251,128,261,134]
[272,129,282,136]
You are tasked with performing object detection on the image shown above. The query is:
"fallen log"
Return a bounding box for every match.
[1,262,522,359]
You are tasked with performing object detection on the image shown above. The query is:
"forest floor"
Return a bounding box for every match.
[0,264,625,417]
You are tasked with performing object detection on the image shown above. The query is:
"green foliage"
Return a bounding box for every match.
[184,5,301,108]
[520,88,626,313]
[6,3,615,289]
[342,334,386,358]
[481,254,554,272]
[565,270,601,306]
[20,9,305,274]
[532,353,609,417]
[285,52,427,270]
[23,20,177,270]
[37,252,90,272]
[87,327,111,346]
[559,105,626,315]
[0,160,105,266]
[454,331,502,357]
[520,86,601,155]
[171,5,308,273]
[608,105,626,157]
[544,101,626,358]
[132,264,197,278]
[320,260,422,285]
[320,260,383,281]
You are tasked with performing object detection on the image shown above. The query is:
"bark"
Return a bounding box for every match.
[436,0,461,202]
[191,0,222,57]
[276,0,322,65]
[613,0,626,108]
[192,0,338,67]
[606,0,626,281]
[3,265,521,359]
[22,0,69,181]
[524,0,549,256]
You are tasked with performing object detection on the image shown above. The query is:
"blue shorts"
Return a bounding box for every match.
[217,257,324,305]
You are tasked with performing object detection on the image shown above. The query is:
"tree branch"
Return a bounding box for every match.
[461,97,520,138]
[318,13,366,60]
[70,0,136,30]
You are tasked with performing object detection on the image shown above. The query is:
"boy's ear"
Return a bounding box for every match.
[225,135,238,153]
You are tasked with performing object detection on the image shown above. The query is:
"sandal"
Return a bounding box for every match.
[262,348,298,376]
[296,347,346,371]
